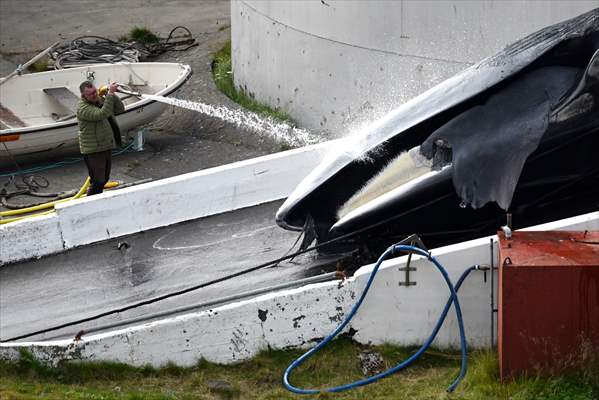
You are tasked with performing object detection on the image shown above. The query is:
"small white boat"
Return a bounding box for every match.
[0,62,192,157]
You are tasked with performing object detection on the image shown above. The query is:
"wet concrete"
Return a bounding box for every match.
[0,201,339,342]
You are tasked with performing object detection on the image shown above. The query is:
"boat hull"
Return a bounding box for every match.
[0,100,168,156]
[0,62,192,158]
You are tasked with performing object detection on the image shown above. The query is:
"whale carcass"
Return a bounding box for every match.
[276,9,599,257]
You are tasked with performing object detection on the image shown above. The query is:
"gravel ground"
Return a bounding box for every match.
[0,0,291,205]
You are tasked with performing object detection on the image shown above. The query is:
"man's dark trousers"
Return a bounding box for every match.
[83,150,111,195]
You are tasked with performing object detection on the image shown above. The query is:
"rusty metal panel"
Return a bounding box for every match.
[498,230,599,381]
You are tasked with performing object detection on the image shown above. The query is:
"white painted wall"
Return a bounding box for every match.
[0,141,335,265]
[0,214,63,262]
[231,0,598,133]
[2,212,596,367]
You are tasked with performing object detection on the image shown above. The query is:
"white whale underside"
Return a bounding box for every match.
[336,147,439,220]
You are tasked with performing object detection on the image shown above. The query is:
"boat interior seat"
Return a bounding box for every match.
[43,87,79,120]
[0,103,27,129]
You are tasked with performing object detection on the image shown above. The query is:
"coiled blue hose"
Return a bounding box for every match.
[283,244,476,394]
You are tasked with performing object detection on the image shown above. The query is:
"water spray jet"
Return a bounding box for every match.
[110,83,322,148]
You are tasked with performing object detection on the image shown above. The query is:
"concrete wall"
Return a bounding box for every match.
[2,211,597,367]
[0,141,335,266]
[231,0,598,133]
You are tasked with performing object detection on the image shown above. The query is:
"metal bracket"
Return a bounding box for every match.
[397,234,423,287]
[397,265,417,286]
[490,238,498,350]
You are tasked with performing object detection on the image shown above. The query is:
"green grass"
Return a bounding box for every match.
[119,26,160,44]
[27,58,49,73]
[212,40,292,123]
[1,338,597,399]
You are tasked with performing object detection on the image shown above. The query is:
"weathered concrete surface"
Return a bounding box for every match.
[55,141,333,250]
[0,141,332,265]
[0,0,229,56]
[0,214,64,262]
[0,280,358,367]
[0,200,333,342]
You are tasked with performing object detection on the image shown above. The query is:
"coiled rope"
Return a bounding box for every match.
[52,36,142,69]
[51,27,197,69]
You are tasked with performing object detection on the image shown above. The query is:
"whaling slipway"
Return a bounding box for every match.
[0,140,336,266]
[0,140,597,367]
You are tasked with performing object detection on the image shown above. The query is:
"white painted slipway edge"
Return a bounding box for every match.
[0,140,337,266]
[1,211,596,367]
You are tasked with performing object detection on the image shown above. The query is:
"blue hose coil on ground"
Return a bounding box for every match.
[283,244,473,394]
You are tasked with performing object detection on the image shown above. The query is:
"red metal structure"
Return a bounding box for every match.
[498,230,599,381]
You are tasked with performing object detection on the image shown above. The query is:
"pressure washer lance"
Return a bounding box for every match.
[98,84,142,97]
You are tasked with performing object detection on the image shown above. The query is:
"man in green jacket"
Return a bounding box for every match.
[77,81,125,195]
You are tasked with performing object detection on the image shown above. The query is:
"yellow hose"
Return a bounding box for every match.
[104,180,121,189]
[0,210,55,225]
[0,178,122,225]
[0,177,90,219]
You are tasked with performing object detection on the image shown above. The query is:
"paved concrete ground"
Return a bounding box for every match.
[0,200,342,342]
[0,0,286,204]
